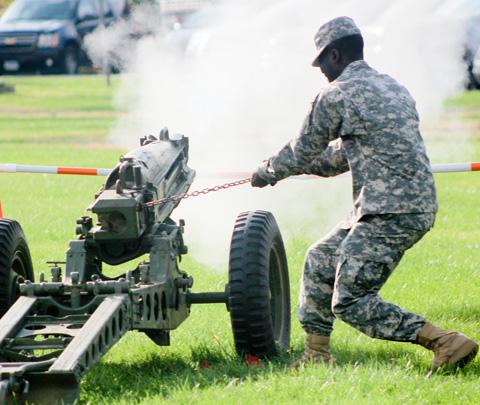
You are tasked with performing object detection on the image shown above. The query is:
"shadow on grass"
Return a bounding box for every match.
[333,341,480,379]
[80,346,292,403]
[80,340,479,403]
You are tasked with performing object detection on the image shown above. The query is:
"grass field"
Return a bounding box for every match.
[0,76,479,404]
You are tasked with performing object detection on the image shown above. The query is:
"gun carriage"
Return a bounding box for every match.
[0,130,291,404]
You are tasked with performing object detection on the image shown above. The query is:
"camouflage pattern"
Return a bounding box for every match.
[306,138,349,178]
[299,213,434,340]
[312,16,362,66]
[269,60,438,223]
[264,55,439,341]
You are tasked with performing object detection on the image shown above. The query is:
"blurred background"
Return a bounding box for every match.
[0,0,479,87]
[1,0,479,270]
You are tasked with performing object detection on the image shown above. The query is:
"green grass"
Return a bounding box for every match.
[1,75,120,111]
[444,90,480,109]
[0,76,479,404]
[0,75,121,143]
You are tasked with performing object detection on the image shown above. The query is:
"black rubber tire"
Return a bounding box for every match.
[0,219,34,317]
[228,210,290,358]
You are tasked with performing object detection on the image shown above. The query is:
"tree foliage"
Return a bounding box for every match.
[0,0,12,13]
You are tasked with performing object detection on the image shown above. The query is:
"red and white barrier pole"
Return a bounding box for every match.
[0,164,111,176]
[431,162,480,173]
[0,162,478,178]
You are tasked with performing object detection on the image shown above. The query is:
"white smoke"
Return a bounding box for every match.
[85,0,475,271]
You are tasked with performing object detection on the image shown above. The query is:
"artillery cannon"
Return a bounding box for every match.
[0,130,291,404]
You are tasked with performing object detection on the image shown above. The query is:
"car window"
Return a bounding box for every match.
[77,0,100,21]
[0,0,75,22]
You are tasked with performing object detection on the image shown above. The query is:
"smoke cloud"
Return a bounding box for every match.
[85,0,474,271]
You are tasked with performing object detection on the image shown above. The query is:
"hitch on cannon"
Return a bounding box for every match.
[0,130,291,404]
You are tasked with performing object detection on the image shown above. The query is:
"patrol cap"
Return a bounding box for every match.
[312,16,362,67]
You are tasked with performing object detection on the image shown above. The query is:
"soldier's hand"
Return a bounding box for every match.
[251,171,270,188]
[251,161,277,188]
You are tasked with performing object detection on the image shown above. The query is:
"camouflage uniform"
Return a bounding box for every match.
[267,60,438,342]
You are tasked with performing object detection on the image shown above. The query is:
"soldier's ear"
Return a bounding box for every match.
[330,48,341,64]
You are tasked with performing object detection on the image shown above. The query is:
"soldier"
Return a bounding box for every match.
[251,16,478,370]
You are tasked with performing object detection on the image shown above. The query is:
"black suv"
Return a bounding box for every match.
[0,0,129,74]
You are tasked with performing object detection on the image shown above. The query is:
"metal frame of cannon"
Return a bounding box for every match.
[0,130,291,404]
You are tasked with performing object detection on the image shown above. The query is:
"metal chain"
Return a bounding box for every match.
[146,178,251,207]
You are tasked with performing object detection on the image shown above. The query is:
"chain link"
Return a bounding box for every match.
[146,178,251,207]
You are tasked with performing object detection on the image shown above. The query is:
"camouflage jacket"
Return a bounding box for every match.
[269,60,438,221]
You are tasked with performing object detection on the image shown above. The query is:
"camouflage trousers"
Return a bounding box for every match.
[298,213,435,342]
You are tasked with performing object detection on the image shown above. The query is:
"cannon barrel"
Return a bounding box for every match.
[84,129,195,265]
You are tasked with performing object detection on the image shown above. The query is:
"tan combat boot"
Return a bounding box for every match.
[290,334,334,369]
[417,323,478,370]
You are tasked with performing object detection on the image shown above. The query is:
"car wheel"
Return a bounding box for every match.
[0,219,34,317]
[62,45,79,75]
[228,210,291,358]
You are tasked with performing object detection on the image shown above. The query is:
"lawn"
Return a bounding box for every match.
[0,76,479,404]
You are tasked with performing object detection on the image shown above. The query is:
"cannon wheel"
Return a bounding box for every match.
[228,210,290,358]
[0,219,34,317]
